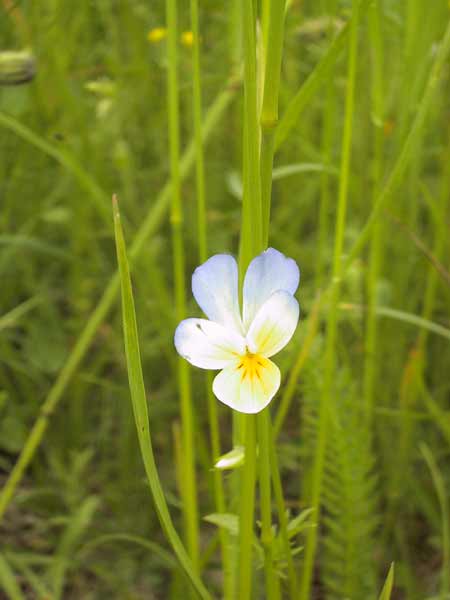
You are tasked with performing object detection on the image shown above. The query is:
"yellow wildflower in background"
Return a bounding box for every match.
[181,31,194,47]
[147,27,167,43]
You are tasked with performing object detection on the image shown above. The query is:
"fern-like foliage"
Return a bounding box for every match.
[321,371,381,600]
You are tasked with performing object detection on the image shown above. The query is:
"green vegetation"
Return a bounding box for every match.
[1,1,450,598]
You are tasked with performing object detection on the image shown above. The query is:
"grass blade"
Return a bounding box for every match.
[378,563,394,600]
[0,555,25,600]
[112,196,211,600]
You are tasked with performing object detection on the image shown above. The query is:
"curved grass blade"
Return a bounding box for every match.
[339,303,450,342]
[112,196,211,600]
[79,533,176,569]
[378,563,394,600]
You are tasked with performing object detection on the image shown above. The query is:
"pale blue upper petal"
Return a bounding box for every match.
[174,318,245,369]
[192,254,243,333]
[242,248,300,330]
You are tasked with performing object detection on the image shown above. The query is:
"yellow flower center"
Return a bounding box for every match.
[236,352,265,383]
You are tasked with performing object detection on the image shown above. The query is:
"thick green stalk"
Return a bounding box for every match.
[260,0,286,245]
[300,2,361,597]
[242,0,262,257]
[237,3,263,598]
[363,0,384,421]
[190,1,232,596]
[166,0,199,571]
[0,84,235,523]
[258,4,288,597]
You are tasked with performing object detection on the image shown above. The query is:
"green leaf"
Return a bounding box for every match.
[378,564,394,600]
[286,508,315,539]
[113,196,211,600]
[204,513,239,537]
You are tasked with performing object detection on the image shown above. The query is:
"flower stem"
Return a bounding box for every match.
[238,415,257,600]
[258,410,280,600]
[300,1,362,597]
[237,3,262,598]
[242,0,262,260]
[268,414,298,598]
[167,0,199,572]
[364,0,384,423]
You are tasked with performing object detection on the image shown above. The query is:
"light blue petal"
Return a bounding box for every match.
[192,254,243,332]
[243,248,300,330]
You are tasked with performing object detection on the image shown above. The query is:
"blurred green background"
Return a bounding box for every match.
[1,1,450,598]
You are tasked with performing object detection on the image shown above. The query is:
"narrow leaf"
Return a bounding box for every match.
[378,563,394,600]
[113,196,211,600]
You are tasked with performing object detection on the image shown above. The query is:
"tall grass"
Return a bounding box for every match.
[1,1,450,599]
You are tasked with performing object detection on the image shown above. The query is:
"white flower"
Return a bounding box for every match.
[174,248,300,414]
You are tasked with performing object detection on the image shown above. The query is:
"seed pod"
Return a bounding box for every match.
[0,49,36,86]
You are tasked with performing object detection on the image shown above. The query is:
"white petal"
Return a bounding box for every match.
[174,318,245,369]
[192,254,243,333]
[243,248,300,330]
[212,357,280,414]
[246,290,299,357]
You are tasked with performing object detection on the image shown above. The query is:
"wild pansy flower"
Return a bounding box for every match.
[174,248,300,414]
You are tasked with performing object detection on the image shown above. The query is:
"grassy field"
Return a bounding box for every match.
[1,1,450,598]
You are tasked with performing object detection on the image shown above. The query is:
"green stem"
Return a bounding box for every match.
[236,4,263,598]
[316,0,337,287]
[300,1,361,597]
[417,131,450,351]
[268,417,297,598]
[257,410,279,600]
[363,0,384,422]
[260,0,286,245]
[242,0,262,258]
[238,415,257,600]
[191,0,207,263]
[168,0,199,571]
